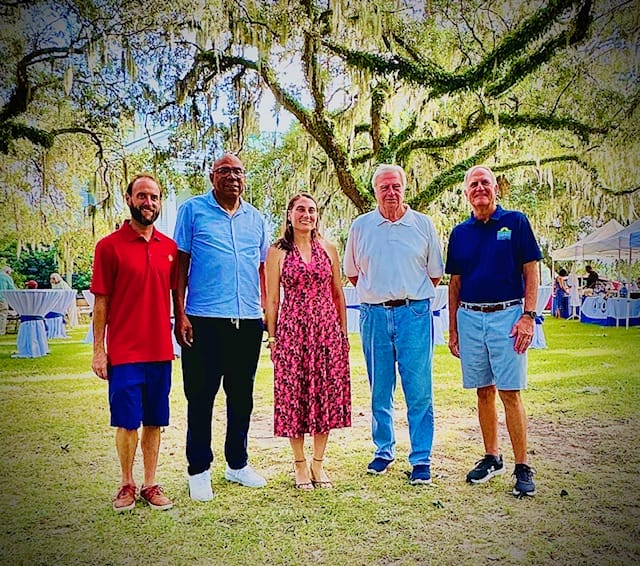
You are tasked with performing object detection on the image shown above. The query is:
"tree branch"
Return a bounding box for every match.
[52,127,104,161]
[189,51,371,212]
[395,110,604,163]
[408,141,498,209]
[324,0,589,98]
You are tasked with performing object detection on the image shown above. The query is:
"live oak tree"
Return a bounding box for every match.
[1,0,638,264]
[0,0,200,267]
[175,0,639,253]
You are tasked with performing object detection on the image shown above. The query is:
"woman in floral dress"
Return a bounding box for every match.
[265,194,351,490]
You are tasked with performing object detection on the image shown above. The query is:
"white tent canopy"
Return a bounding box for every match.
[581,219,640,258]
[552,219,624,261]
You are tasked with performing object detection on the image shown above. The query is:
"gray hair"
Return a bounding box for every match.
[371,164,407,190]
[464,165,497,187]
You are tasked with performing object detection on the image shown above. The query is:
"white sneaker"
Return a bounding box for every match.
[189,469,213,501]
[224,464,267,488]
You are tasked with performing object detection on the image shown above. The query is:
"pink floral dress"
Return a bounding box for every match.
[273,239,351,437]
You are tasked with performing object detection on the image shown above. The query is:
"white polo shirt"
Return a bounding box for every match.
[343,206,444,304]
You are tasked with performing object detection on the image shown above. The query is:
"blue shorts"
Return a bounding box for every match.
[108,361,171,429]
[457,305,527,390]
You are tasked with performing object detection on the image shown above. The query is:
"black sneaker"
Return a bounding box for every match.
[366,457,395,475]
[512,463,536,497]
[466,454,505,484]
[409,464,432,485]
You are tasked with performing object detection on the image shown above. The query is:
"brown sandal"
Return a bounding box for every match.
[310,458,333,489]
[294,459,314,490]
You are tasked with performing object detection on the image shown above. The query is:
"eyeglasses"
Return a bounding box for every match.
[213,167,245,177]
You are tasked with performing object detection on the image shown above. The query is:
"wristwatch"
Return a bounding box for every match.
[523,310,537,320]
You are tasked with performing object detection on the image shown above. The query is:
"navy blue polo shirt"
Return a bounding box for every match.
[445,205,542,303]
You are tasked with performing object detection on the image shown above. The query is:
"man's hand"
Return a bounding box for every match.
[448,329,460,358]
[174,313,193,348]
[92,351,109,380]
[510,315,535,354]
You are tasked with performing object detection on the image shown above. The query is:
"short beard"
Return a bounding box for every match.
[129,204,159,226]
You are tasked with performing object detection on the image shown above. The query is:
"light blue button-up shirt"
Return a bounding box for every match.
[174,192,269,319]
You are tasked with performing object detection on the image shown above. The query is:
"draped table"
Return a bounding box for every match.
[531,286,553,349]
[5,289,76,357]
[431,286,448,345]
[580,296,640,328]
[82,290,95,344]
[45,290,78,339]
[344,287,361,334]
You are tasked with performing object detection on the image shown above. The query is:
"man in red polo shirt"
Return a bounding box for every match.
[91,174,178,512]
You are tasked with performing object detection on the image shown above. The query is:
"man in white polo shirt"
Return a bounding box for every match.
[343,164,444,485]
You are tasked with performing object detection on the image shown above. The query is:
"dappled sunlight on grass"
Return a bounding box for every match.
[0,319,638,564]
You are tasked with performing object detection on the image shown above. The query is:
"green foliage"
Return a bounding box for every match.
[1,0,638,271]
[11,246,57,288]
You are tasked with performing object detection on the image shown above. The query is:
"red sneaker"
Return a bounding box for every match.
[113,484,136,512]
[140,484,173,510]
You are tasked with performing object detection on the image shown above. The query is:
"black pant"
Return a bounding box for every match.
[182,316,263,475]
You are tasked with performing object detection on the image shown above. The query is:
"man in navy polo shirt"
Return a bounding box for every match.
[446,165,542,497]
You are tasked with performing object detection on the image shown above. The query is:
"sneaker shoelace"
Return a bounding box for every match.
[142,485,164,499]
[115,484,136,501]
[475,455,498,468]
[514,465,535,482]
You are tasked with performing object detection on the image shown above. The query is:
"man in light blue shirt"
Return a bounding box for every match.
[173,153,269,501]
[0,265,16,336]
[344,164,444,485]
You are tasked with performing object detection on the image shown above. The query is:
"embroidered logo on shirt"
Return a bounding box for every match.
[497,227,512,240]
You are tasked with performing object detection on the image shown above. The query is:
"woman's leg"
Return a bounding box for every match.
[290,436,313,489]
[310,433,332,487]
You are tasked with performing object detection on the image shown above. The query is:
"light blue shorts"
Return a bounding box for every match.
[457,305,527,390]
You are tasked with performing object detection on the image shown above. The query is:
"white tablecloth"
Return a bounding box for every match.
[82,290,95,344]
[531,286,553,349]
[431,286,448,345]
[343,286,449,344]
[5,290,75,358]
[344,287,360,334]
[581,296,640,328]
[45,290,77,339]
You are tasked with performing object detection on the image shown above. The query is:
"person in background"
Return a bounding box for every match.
[446,165,541,497]
[50,272,70,289]
[91,174,177,512]
[552,268,570,318]
[343,163,444,486]
[49,272,79,328]
[0,265,16,335]
[25,280,38,289]
[173,152,269,501]
[265,193,351,490]
[585,265,599,289]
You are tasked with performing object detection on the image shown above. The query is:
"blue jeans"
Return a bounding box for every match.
[359,299,434,466]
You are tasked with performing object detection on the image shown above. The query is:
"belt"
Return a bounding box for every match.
[459,299,522,313]
[374,298,414,308]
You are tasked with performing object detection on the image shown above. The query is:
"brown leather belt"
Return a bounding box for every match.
[459,299,522,313]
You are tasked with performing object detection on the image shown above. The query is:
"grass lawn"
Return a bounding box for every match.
[0,317,638,565]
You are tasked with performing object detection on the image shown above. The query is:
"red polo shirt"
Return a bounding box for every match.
[90,221,178,365]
